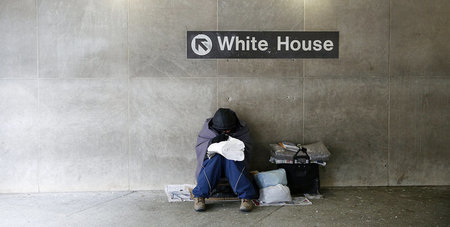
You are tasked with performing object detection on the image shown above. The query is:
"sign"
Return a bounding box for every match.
[187,31,339,59]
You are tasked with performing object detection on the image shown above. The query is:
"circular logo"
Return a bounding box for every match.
[191,34,212,56]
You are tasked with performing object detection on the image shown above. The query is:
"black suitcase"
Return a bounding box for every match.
[277,147,320,195]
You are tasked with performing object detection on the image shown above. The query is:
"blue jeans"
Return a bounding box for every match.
[192,155,258,199]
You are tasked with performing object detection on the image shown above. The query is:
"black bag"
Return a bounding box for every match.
[277,148,320,195]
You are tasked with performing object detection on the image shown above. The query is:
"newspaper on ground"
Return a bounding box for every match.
[304,193,323,199]
[165,184,196,202]
[254,196,312,206]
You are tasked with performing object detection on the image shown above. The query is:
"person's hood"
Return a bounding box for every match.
[210,108,239,131]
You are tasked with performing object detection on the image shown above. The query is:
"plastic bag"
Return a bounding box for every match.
[259,184,292,204]
[254,168,288,188]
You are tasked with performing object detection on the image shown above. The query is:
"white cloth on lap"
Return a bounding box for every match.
[207,136,245,161]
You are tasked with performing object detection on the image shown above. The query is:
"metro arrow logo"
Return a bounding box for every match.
[191,34,212,56]
[195,38,209,52]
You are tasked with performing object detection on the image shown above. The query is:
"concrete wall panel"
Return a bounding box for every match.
[0,0,36,78]
[0,80,38,193]
[129,0,217,77]
[389,77,450,185]
[304,77,389,186]
[38,0,128,78]
[390,0,450,77]
[38,79,128,192]
[218,0,304,31]
[0,0,449,193]
[217,0,303,77]
[304,0,389,77]
[129,78,217,189]
[218,78,303,171]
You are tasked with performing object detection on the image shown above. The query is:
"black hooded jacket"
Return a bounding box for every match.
[194,109,252,179]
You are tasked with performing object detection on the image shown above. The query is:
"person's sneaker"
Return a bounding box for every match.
[194,197,206,212]
[239,199,254,212]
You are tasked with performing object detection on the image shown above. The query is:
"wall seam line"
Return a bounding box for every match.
[217,69,219,109]
[216,0,219,110]
[387,0,392,186]
[19,74,450,81]
[6,75,427,80]
[127,0,131,191]
[16,75,447,80]
[302,0,306,144]
[36,0,41,193]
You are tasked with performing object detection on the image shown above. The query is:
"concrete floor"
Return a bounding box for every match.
[0,187,448,227]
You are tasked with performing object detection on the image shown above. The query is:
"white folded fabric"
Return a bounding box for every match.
[207,136,245,161]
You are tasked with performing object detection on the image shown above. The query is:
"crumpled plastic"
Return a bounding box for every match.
[207,136,245,161]
[259,184,292,204]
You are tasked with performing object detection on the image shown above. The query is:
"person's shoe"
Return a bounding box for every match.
[194,197,206,212]
[240,199,254,212]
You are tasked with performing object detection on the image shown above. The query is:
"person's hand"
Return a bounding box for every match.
[211,134,229,144]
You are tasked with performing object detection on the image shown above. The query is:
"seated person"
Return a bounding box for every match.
[192,108,258,212]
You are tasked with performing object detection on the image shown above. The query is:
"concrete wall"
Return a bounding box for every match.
[0,0,449,193]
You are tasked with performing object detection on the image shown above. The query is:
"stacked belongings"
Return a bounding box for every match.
[269,141,331,195]
[253,169,292,204]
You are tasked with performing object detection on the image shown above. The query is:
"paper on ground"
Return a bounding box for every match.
[207,136,245,161]
[255,196,312,206]
[165,184,196,202]
[304,193,323,199]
